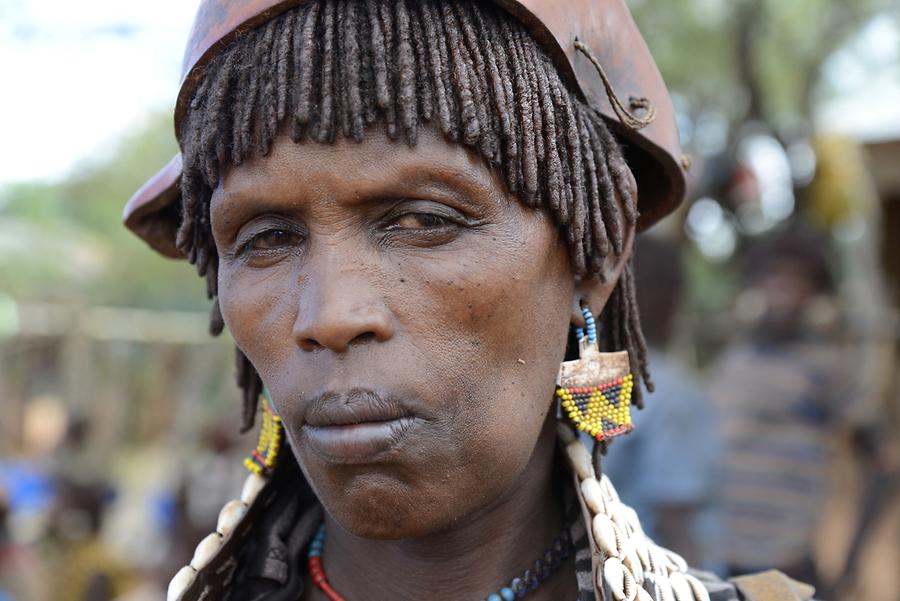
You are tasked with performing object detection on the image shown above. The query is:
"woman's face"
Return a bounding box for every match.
[210,127,577,538]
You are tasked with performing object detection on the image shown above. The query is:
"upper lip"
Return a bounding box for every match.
[304,388,412,427]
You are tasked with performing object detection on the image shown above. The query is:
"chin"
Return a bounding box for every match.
[277,438,439,539]
[318,471,446,539]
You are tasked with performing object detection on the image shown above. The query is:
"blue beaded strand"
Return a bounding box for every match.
[308,523,326,558]
[580,306,597,344]
[478,527,573,601]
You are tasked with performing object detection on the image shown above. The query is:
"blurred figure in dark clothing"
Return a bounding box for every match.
[741,232,835,343]
[604,236,724,573]
[46,480,134,601]
[708,227,863,590]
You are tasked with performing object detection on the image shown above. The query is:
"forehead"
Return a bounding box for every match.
[211,126,509,209]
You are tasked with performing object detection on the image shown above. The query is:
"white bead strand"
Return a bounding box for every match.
[563,437,710,601]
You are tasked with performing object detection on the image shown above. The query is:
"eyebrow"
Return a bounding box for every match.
[213,161,501,220]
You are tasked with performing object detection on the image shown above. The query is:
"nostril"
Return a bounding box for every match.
[351,331,377,345]
[299,337,325,352]
[297,331,378,353]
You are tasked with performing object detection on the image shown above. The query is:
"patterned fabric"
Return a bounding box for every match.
[708,341,861,570]
[565,479,596,601]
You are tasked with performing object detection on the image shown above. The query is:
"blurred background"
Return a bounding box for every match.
[1,0,898,600]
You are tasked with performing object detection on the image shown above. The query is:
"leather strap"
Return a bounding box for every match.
[730,570,816,601]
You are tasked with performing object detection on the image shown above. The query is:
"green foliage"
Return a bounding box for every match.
[629,0,897,134]
[628,0,744,118]
[0,113,209,310]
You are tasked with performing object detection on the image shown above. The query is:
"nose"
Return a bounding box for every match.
[292,254,395,353]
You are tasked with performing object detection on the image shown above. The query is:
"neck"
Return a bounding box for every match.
[316,418,575,601]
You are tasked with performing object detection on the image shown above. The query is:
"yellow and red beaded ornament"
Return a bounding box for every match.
[556,306,634,442]
[244,390,284,477]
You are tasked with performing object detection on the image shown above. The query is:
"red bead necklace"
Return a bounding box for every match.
[307,554,345,601]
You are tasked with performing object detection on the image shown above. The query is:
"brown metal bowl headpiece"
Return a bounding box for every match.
[124,0,687,258]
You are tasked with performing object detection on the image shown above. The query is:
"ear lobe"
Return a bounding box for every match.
[571,274,619,327]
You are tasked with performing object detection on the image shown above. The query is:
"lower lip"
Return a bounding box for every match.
[303,417,417,463]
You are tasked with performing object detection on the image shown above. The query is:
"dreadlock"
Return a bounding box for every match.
[176,0,652,441]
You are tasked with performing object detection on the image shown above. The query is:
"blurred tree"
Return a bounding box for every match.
[625,0,899,362]
[629,0,898,142]
[0,112,207,311]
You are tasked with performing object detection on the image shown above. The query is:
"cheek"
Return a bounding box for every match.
[394,223,573,471]
[216,260,298,376]
[422,227,571,383]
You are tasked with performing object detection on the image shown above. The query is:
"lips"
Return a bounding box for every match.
[304,388,411,427]
[301,388,419,462]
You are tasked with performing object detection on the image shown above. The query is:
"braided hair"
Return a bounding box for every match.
[176,0,652,438]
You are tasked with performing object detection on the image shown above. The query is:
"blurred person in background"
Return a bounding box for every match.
[708,227,866,591]
[182,422,248,537]
[45,479,135,601]
[603,236,724,574]
[0,488,46,601]
[160,421,249,580]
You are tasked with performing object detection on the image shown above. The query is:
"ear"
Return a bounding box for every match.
[570,162,638,327]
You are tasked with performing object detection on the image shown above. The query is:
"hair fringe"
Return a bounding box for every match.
[177,0,650,431]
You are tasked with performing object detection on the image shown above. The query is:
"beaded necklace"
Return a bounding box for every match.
[306,522,575,601]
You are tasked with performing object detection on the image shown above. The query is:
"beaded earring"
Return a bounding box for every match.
[556,305,634,443]
[243,388,284,477]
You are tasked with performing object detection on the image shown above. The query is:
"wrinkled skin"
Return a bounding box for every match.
[210,126,631,600]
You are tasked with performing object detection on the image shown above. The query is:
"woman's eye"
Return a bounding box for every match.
[244,229,302,252]
[391,213,451,230]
